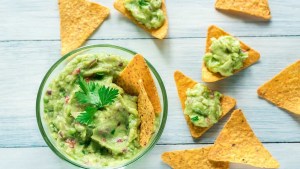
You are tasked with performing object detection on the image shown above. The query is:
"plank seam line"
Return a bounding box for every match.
[156,142,300,145]
[1,34,300,42]
[1,142,300,148]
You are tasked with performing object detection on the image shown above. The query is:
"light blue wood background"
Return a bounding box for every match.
[0,0,300,168]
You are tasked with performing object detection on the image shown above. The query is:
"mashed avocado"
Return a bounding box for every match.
[203,36,248,76]
[124,0,165,29]
[43,54,148,167]
[184,84,222,127]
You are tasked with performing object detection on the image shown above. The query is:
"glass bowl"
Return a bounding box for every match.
[36,44,168,169]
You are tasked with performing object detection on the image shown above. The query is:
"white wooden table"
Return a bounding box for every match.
[1,0,300,168]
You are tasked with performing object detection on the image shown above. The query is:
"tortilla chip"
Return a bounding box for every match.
[137,80,155,147]
[215,0,271,20]
[113,0,168,39]
[59,0,110,55]
[208,109,280,168]
[202,25,260,82]
[258,60,300,115]
[161,146,229,169]
[174,70,236,138]
[116,54,162,114]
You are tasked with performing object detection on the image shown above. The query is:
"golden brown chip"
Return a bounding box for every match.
[161,146,229,169]
[202,25,260,82]
[215,0,271,20]
[174,70,236,138]
[116,54,162,114]
[208,109,280,168]
[113,0,168,39]
[137,79,155,147]
[258,60,300,115]
[59,0,110,55]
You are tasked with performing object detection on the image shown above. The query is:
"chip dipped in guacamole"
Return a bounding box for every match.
[185,84,223,127]
[174,71,236,138]
[114,0,168,39]
[202,25,260,82]
[43,53,160,167]
[203,36,248,77]
[124,0,165,29]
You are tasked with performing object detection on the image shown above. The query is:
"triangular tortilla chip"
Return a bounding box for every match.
[116,54,162,114]
[59,0,110,55]
[161,146,229,169]
[208,109,280,168]
[113,0,168,39]
[174,70,236,138]
[215,0,271,20]
[258,60,300,115]
[202,25,260,82]
[137,80,155,147]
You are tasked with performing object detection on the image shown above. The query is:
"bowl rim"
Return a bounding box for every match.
[36,44,168,169]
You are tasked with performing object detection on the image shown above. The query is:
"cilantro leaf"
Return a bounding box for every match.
[110,129,116,135]
[139,0,148,6]
[78,74,89,94]
[74,74,119,125]
[75,91,91,104]
[98,86,119,107]
[75,75,99,105]
[75,106,97,125]
[191,116,199,122]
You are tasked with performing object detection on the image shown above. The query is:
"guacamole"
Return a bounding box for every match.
[184,84,222,127]
[203,36,248,76]
[124,0,165,29]
[43,54,152,167]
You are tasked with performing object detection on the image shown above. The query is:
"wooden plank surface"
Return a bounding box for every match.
[1,144,299,169]
[1,0,300,168]
[1,0,300,40]
[1,37,300,147]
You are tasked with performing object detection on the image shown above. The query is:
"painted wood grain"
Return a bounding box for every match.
[1,37,300,147]
[1,0,300,40]
[0,144,299,169]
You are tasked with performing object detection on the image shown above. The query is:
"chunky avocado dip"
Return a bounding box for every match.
[124,0,165,29]
[43,54,155,167]
[203,36,248,76]
[184,84,222,127]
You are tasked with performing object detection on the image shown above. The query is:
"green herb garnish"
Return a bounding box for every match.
[191,116,199,122]
[75,74,119,125]
[110,129,116,135]
[138,0,148,6]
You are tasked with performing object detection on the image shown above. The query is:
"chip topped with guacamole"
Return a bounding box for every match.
[114,0,168,39]
[174,70,236,138]
[124,0,165,29]
[204,36,248,77]
[43,53,160,167]
[185,83,223,127]
[202,25,260,82]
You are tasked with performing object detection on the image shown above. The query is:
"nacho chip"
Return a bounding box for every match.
[208,109,280,168]
[202,25,260,82]
[116,54,162,114]
[161,146,229,169]
[258,60,300,115]
[174,70,236,138]
[59,0,110,55]
[137,79,155,147]
[215,0,271,20]
[113,0,168,39]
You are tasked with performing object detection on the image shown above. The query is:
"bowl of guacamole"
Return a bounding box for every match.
[36,44,168,168]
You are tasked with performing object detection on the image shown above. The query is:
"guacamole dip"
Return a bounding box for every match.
[124,0,165,29]
[43,54,154,167]
[184,84,222,127]
[203,36,248,76]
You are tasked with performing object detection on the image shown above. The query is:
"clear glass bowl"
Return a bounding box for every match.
[36,44,168,169]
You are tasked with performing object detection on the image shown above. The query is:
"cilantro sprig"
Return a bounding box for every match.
[74,74,119,125]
